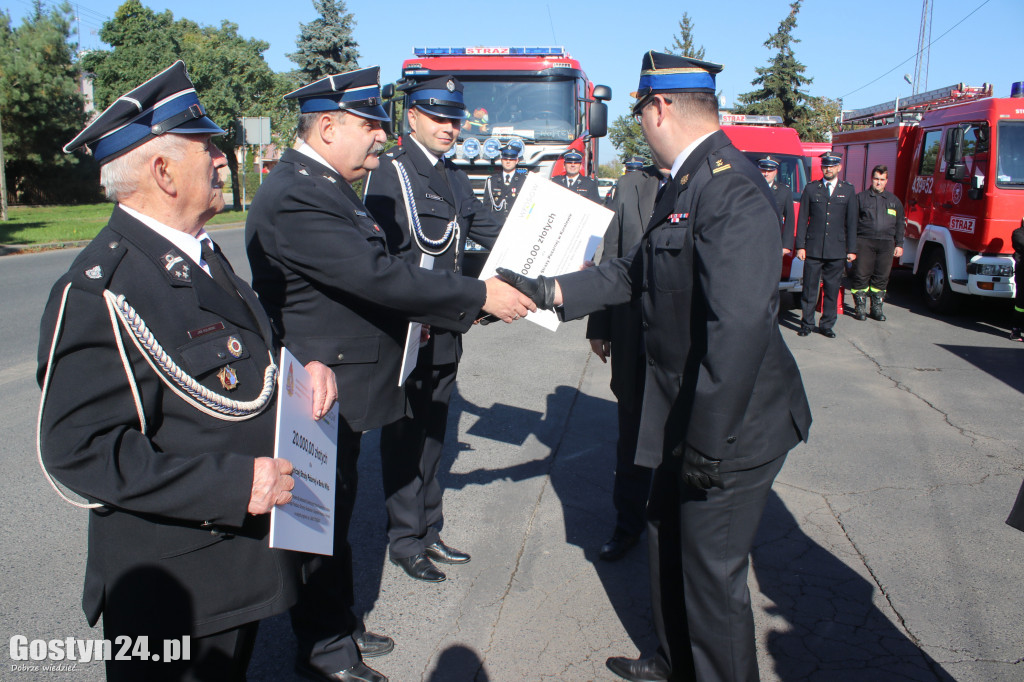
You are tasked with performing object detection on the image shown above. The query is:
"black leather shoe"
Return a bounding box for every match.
[355,631,394,658]
[818,327,836,338]
[797,325,815,337]
[606,656,670,682]
[599,531,639,562]
[391,553,446,582]
[296,660,388,682]
[424,540,471,564]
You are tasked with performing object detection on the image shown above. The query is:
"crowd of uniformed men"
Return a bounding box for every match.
[40,47,935,682]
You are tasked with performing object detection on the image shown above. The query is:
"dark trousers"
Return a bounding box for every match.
[380,337,457,559]
[612,354,652,538]
[103,615,258,682]
[290,424,363,673]
[1014,269,1024,327]
[800,257,845,330]
[648,453,787,682]
[851,238,895,292]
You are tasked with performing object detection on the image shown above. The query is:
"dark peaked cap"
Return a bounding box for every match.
[820,152,842,167]
[64,61,224,165]
[631,51,723,100]
[407,76,467,120]
[285,66,389,122]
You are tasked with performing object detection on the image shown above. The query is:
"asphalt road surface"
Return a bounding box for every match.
[2,226,1022,681]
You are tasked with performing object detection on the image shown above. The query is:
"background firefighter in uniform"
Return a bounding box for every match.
[1012,222,1024,340]
[553,149,600,202]
[759,154,794,256]
[847,165,905,321]
[484,145,528,219]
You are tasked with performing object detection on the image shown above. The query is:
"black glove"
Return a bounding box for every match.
[496,267,556,310]
[678,445,723,490]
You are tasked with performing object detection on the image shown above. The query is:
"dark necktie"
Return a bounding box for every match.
[504,174,511,185]
[201,240,238,296]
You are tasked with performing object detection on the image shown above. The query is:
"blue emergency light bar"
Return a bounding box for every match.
[413,47,566,57]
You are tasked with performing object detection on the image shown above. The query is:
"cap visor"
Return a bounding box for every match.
[175,116,227,136]
[415,104,468,121]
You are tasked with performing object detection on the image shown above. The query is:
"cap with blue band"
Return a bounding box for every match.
[285,66,390,122]
[630,51,723,115]
[407,77,467,120]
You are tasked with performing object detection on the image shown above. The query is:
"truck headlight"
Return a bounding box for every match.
[967,263,1014,277]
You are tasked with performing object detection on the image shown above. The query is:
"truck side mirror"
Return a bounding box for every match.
[589,101,608,138]
[592,85,612,102]
[945,127,964,165]
[947,162,968,182]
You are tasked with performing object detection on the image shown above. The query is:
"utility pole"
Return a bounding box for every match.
[913,0,934,95]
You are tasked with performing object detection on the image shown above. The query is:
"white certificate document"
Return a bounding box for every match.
[478,173,612,331]
[269,347,338,556]
[398,253,435,386]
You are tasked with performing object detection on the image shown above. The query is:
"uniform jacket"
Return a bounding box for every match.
[847,187,905,246]
[770,180,795,248]
[586,165,661,410]
[553,173,601,203]
[796,178,857,259]
[558,130,812,471]
[37,207,298,637]
[246,149,485,431]
[484,168,528,215]
[363,142,501,365]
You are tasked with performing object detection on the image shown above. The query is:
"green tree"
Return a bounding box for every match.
[665,12,705,60]
[85,1,288,210]
[801,95,842,143]
[0,2,95,204]
[288,0,359,83]
[733,1,825,139]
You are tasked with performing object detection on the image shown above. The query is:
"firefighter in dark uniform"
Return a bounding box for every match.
[497,51,811,682]
[795,152,857,338]
[246,68,533,682]
[1013,223,1024,341]
[37,61,338,682]
[759,155,795,255]
[364,77,505,584]
[847,164,905,321]
[553,149,601,202]
[484,144,528,219]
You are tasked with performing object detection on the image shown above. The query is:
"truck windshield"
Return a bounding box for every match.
[996,121,1024,187]
[457,78,577,143]
[739,152,808,193]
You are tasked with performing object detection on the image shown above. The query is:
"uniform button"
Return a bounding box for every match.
[217,352,226,359]
[726,436,737,444]
[108,241,119,249]
[648,358,655,366]
[458,311,466,320]
[642,322,650,330]
[646,242,651,251]
[337,353,344,361]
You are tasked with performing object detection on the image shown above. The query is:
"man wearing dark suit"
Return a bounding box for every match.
[484,145,529,219]
[37,62,337,682]
[245,68,533,682]
[759,154,795,255]
[498,52,812,682]
[553,149,601,202]
[795,153,857,338]
[364,77,502,583]
[586,163,662,561]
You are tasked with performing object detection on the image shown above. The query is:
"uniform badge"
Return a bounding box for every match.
[679,174,689,186]
[511,188,517,196]
[162,250,192,282]
[669,213,688,224]
[85,265,103,279]
[226,336,243,358]
[299,168,309,175]
[354,210,367,217]
[323,175,337,183]
[217,366,239,391]
[446,78,456,92]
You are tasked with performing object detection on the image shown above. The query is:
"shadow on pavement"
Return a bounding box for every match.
[426,644,490,681]
[753,492,956,681]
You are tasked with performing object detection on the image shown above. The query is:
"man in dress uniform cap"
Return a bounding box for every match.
[553,148,601,202]
[484,144,529,218]
[759,154,796,256]
[246,66,533,682]
[497,50,811,682]
[795,151,856,338]
[625,157,645,172]
[39,60,338,682]
[364,76,506,584]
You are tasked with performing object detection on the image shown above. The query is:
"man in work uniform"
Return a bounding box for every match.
[364,77,503,584]
[497,51,812,682]
[37,61,337,682]
[484,144,528,219]
[847,164,905,321]
[585,160,663,562]
[795,152,856,338]
[245,67,533,682]
[553,149,600,202]
[759,154,795,255]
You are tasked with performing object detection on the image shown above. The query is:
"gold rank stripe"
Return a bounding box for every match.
[712,163,732,174]
[640,67,709,75]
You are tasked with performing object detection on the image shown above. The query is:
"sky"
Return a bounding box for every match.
[6,0,1023,161]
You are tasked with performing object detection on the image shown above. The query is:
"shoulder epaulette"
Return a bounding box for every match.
[709,154,733,175]
[71,237,127,294]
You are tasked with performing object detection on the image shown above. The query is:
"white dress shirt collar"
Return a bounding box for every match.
[118,204,211,276]
[669,131,716,180]
[408,134,441,167]
[295,141,341,176]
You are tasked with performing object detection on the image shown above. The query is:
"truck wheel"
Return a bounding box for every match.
[920,248,958,314]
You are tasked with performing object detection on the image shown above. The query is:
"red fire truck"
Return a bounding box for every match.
[386,47,610,195]
[721,114,810,297]
[832,82,1024,312]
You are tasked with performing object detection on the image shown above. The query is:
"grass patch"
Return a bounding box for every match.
[0,203,247,246]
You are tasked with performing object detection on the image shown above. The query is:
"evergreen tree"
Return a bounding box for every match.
[82,1,288,210]
[665,12,705,60]
[733,1,820,138]
[0,2,95,204]
[287,0,359,84]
